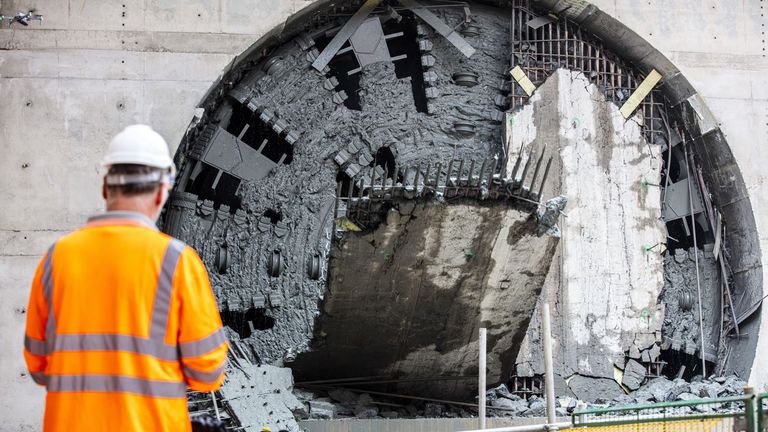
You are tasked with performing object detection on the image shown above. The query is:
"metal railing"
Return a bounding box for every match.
[757,392,768,432]
[572,393,753,432]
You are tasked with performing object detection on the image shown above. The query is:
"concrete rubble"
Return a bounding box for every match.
[219,363,305,432]
[658,247,720,361]
[292,375,747,420]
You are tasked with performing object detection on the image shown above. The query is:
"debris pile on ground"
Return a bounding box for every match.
[219,364,304,431]
[484,375,748,417]
[294,375,747,420]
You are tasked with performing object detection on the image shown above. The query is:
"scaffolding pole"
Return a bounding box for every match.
[479,328,487,430]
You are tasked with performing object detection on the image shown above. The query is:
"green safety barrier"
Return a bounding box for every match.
[572,393,756,432]
[757,392,768,432]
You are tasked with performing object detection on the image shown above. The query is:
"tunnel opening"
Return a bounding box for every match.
[329,49,364,111]
[665,216,710,251]
[184,164,242,211]
[373,146,396,178]
[221,307,276,340]
[312,25,364,111]
[263,208,283,224]
[336,171,361,198]
[659,349,717,381]
[225,102,294,164]
[383,10,429,113]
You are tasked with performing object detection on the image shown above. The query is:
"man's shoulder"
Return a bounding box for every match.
[56,224,179,251]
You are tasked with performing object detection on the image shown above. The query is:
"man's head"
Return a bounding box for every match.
[101,125,175,221]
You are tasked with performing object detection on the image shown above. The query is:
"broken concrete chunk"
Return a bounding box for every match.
[354,406,378,418]
[522,399,546,417]
[309,400,335,419]
[490,397,515,409]
[423,402,444,417]
[622,359,646,390]
[674,249,688,263]
[219,364,303,430]
[676,392,699,401]
[641,377,674,402]
[328,389,358,405]
[633,333,657,351]
[568,375,625,403]
[346,141,361,154]
[614,357,626,370]
[535,195,567,237]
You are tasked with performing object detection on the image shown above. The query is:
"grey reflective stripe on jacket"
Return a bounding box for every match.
[42,243,56,357]
[183,359,229,384]
[46,375,187,398]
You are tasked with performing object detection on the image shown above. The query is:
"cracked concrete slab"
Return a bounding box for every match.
[514,69,666,391]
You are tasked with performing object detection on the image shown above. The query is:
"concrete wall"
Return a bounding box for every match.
[0,0,765,429]
[0,1,311,430]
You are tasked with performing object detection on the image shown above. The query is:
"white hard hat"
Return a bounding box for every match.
[101,124,174,170]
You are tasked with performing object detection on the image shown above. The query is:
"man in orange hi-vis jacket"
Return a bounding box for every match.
[23,125,229,431]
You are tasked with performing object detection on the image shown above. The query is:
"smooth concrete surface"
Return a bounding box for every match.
[0,0,766,430]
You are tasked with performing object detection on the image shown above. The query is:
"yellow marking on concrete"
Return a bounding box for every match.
[580,418,725,432]
[510,66,537,96]
[620,69,662,119]
[613,366,631,393]
[335,218,362,232]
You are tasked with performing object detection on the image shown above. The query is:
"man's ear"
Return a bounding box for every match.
[101,182,108,200]
[154,185,165,207]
